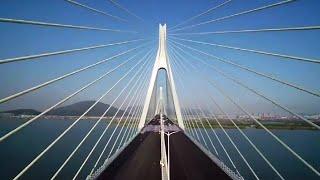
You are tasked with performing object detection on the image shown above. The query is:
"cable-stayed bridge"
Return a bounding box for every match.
[0,0,319,180]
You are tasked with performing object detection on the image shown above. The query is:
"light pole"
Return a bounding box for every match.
[164,130,179,180]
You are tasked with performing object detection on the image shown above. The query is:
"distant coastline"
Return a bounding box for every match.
[1,100,319,130]
[200,119,320,130]
[0,115,318,130]
[0,100,126,117]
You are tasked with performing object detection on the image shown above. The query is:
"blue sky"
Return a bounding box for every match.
[0,0,319,116]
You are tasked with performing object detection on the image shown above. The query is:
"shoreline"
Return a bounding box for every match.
[0,116,319,130]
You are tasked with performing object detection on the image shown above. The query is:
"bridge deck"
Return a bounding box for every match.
[97,115,232,180]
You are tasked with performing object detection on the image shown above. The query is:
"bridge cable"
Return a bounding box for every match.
[108,0,143,21]
[169,47,215,142]
[65,0,127,22]
[89,52,154,176]
[168,68,202,141]
[169,49,219,155]
[187,104,209,148]
[0,39,144,64]
[121,102,145,145]
[174,92,198,140]
[207,78,320,176]
[169,0,232,30]
[184,108,203,143]
[179,108,193,136]
[170,55,242,176]
[171,37,320,65]
[168,52,203,143]
[74,53,153,180]
[115,68,152,151]
[210,58,320,130]
[193,104,220,156]
[170,42,285,179]
[170,39,320,130]
[0,43,148,105]
[170,50,246,176]
[180,107,200,142]
[104,71,151,162]
[113,75,150,152]
[172,39,320,175]
[123,52,163,139]
[0,17,136,33]
[183,102,203,142]
[171,40,320,175]
[169,25,320,36]
[52,74,145,179]
[122,105,144,144]
[0,44,149,143]
[169,49,222,156]
[172,56,219,155]
[74,50,155,177]
[180,110,196,138]
[71,50,154,179]
[116,105,143,150]
[12,47,152,180]
[169,47,218,155]
[119,74,152,140]
[85,51,154,177]
[171,43,284,180]
[170,48,240,164]
[206,91,285,180]
[50,49,154,179]
[170,0,297,32]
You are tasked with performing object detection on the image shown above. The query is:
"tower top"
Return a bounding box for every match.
[158,24,167,49]
[157,24,168,69]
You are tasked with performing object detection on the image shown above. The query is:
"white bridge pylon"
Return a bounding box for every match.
[138,24,185,130]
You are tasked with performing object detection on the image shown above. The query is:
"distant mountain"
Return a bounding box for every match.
[0,109,40,116]
[48,101,123,117]
[1,101,124,117]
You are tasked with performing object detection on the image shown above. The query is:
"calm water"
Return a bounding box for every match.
[0,117,319,180]
[0,117,127,179]
[195,128,320,180]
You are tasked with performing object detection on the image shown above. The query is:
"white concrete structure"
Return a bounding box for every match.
[138,24,185,130]
[155,87,165,115]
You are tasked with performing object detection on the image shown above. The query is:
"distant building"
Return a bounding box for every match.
[304,114,320,120]
[0,113,14,117]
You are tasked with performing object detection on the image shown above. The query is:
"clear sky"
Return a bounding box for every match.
[0,0,320,116]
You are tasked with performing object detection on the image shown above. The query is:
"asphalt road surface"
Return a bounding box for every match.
[97,116,232,180]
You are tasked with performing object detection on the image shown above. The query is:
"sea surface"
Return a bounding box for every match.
[0,117,319,180]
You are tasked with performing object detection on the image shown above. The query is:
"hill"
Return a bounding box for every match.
[0,109,41,116]
[48,101,123,117]
[1,101,124,117]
